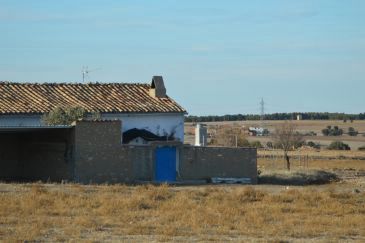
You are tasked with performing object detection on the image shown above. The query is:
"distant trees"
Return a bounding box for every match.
[185,112,365,123]
[322,126,343,136]
[272,122,304,171]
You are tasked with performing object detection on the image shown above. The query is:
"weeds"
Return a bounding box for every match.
[0,183,364,241]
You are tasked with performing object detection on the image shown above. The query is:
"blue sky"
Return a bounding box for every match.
[0,0,364,115]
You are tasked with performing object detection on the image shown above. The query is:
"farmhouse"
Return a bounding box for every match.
[0,76,257,184]
[0,76,185,143]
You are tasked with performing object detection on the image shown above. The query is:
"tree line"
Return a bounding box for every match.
[185,112,365,122]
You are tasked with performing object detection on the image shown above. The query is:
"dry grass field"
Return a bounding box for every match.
[1,157,365,242]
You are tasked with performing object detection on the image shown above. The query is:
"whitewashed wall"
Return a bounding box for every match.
[102,113,185,142]
[0,113,185,142]
[0,115,42,127]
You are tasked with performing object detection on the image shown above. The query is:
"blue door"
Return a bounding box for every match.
[155,147,176,182]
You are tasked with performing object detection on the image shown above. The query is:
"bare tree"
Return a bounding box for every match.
[273,122,304,171]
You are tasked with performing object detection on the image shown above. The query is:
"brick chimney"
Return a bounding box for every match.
[149,76,166,98]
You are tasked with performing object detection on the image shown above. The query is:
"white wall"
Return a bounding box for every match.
[0,115,41,127]
[0,112,185,142]
[102,113,185,142]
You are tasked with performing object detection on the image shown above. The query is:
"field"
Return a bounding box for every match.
[1,157,365,242]
[185,120,365,149]
[1,120,365,241]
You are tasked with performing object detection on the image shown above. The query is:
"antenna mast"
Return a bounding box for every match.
[260,98,265,127]
[82,66,101,82]
[82,66,88,83]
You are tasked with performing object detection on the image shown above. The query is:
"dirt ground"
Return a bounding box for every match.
[1,158,365,242]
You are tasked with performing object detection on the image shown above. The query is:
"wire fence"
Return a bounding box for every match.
[258,150,311,170]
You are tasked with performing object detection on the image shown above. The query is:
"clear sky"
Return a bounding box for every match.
[1,0,364,115]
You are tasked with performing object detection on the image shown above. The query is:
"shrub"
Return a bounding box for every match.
[262,129,270,136]
[307,141,320,149]
[304,131,317,136]
[322,128,330,136]
[348,127,358,136]
[250,141,263,148]
[322,126,343,136]
[42,106,100,125]
[294,137,305,148]
[237,137,250,147]
[266,141,273,148]
[327,141,350,150]
[358,146,365,151]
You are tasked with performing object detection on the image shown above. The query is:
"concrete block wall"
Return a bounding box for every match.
[130,145,154,181]
[74,120,135,183]
[179,146,257,184]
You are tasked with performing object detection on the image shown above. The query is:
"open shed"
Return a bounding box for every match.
[0,126,74,181]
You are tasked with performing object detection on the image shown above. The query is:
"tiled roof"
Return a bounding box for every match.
[0,82,186,114]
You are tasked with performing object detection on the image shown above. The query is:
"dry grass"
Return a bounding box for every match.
[258,156,365,171]
[1,182,365,242]
[259,149,365,160]
[1,154,365,241]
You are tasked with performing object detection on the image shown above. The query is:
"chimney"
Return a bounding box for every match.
[149,76,166,98]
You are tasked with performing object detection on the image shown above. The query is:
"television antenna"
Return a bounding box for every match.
[82,66,101,82]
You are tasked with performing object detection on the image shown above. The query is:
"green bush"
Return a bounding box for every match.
[250,141,263,148]
[348,127,358,136]
[328,141,350,150]
[42,106,100,125]
[322,126,343,136]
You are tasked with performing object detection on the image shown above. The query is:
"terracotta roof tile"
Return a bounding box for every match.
[0,82,186,114]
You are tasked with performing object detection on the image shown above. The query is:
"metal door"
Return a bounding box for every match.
[155,146,176,182]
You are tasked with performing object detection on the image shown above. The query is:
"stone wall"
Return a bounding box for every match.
[179,146,257,183]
